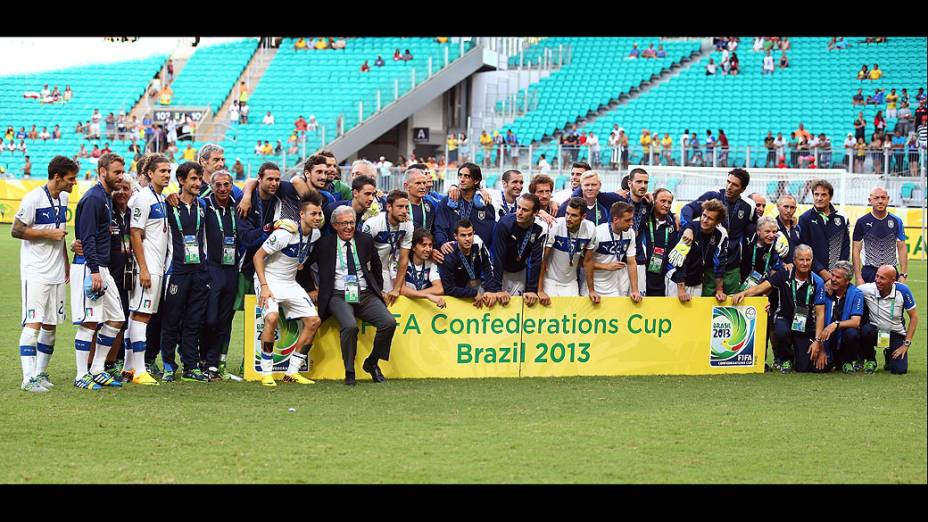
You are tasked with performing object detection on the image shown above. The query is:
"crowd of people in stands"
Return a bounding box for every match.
[362,48,414,72]
[829,37,887,51]
[22,84,73,104]
[293,37,347,51]
[626,42,668,59]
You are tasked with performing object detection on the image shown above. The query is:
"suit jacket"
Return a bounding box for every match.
[305,232,384,319]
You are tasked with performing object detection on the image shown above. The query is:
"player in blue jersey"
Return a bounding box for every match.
[798,179,850,280]
[852,187,908,285]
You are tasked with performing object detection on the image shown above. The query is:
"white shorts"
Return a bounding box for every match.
[886,108,897,119]
[257,275,317,319]
[128,272,164,314]
[70,264,125,325]
[665,276,701,300]
[543,279,580,297]
[21,279,66,326]
[502,270,526,295]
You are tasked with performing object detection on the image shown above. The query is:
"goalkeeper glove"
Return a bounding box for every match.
[273,219,298,233]
[774,231,790,258]
[667,242,691,268]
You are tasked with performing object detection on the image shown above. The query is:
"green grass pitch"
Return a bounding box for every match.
[0,223,924,483]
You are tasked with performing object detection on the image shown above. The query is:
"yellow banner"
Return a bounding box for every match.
[243,295,769,380]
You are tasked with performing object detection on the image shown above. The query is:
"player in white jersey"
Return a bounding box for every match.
[399,228,446,308]
[253,195,325,386]
[361,190,413,300]
[584,201,643,302]
[491,169,524,220]
[12,156,78,392]
[537,197,598,302]
[124,153,172,386]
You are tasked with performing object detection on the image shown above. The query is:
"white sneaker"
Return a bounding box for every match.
[35,372,54,388]
[22,377,49,393]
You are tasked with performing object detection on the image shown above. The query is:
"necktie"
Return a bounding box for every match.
[346,240,358,276]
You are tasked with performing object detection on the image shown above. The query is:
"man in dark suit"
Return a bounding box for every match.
[304,206,397,385]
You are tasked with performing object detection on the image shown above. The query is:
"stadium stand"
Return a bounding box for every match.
[168,39,258,109]
[219,37,475,170]
[0,55,167,177]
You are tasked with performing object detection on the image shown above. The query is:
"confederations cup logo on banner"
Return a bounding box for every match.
[253,307,306,372]
[709,306,757,367]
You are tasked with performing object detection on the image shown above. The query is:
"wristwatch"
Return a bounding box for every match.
[899,272,908,278]
[903,340,912,347]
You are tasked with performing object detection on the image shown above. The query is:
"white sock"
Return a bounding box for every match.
[74,326,95,380]
[260,351,273,376]
[128,319,148,374]
[287,352,306,375]
[90,325,119,374]
[19,328,40,384]
[36,328,55,375]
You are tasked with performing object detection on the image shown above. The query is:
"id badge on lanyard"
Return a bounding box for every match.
[184,236,200,264]
[792,305,809,332]
[222,236,236,265]
[345,275,360,303]
[740,271,764,291]
[878,298,896,349]
[648,247,664,273]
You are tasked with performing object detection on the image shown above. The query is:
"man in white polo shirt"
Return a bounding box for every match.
[857,265,918,374]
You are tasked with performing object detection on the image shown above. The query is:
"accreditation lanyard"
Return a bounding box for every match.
[516,224,534,262]
[409,201,428,229]
[752,243,772,274]
[880,294,897,327]
[384,214,401,262]
[172,201,201,237]
[589,204,602,225]
[501,196,515,216]
[296,220,309,264]
[459,245,478,280]
[151,185,167,233]
[412,261,430,290]
[116,211,130,255]
[648,217,669,250]
[42,186,62,229]
[337,238,361,272]
[608,227,626,259]
[567,228,581,266]
[790,276,814,309]
[210,194,237,238]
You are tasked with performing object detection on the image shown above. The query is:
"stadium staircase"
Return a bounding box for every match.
[198,45,277,143]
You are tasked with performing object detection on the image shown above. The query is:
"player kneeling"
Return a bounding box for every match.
[252,196,325,386]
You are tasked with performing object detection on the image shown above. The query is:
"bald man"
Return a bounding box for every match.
[858,265,918,374]
[852,187,908,285]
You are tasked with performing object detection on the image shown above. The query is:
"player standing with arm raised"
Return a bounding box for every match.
[12,156,77,392]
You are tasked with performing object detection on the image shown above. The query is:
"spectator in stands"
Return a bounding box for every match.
[360,60,370,72]
[661,133,674,165]
[689,132,704,166]
[764,131,776,167]
[720,47,730,74]
[447,133,459,164]
[254,140,264,156]
[27,125,37,140]
[333,37,347,50]
[918,114,927,148]
[537,153,551,174]
[656,44,667,58]
[294,37,308,50]
[869,64,882,81]
[308,115,318,132]
[886,88,899,119]
[402,49,414,62]
[39,84,49,100]
[717,129,730,167]
[77,144,89,159]
[116,113,126,140]
[680,129,690,166]
[101,143,112,155]
[874,110,886,134]
[869,134,884,174]
[90,109,102,139]
[374,55,385,67]
[23,156,31,177]
[295,115,308,132]
[394,48,402,61]
[854,137,867,172]
[238,81,249,107]
[628,43,640,58]
[90,144,101,159]
[479,130,493,166]
[16,140,27,154]
[314,38,328,50]
[232,159,245,180]
[896,102,913,136]
[275,140,283,155]
[105,112,116,140]
[4,139,13,155]
[288,133,299,154]
[906,133,919,176]
[230,101,240,125]
[917,88,926,104]
[263,111,275,125]
[890,130,906,173]
[15,127,26,141]
[819,134,833,168]
[900,88,909,106]
[753,37,764,52]
[262,141,273,155]
[240,103,250,124]
[705,130,716,162]
[853,88,865,105]
[857,64,869,80]
[182,143,196,161]
[52,125,61,141]
[166,59,174,83]
[63,85,72,101]
[843,132,857,165]
[854,111,867,141]
[38,127,50,141]
[642,43,656,59]
[916,99,927,129]
[785,132,797,168]
[728,52,740,75]
[166,118,178,145]
[762,51,775,75]
[868,89,886,105]
[705,58,717,76]
[796,122,811,142]
[779,51,789,69]
[640,130,652,164]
